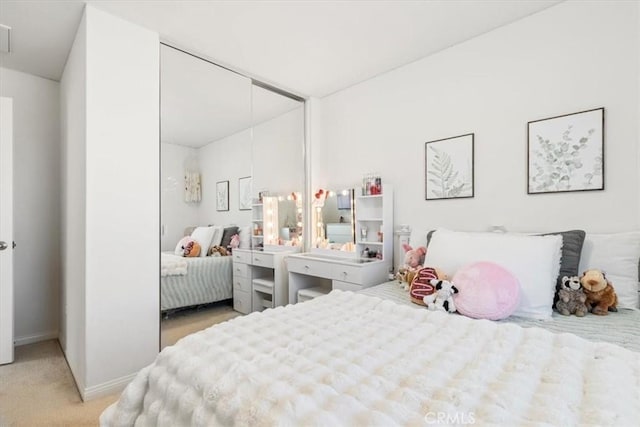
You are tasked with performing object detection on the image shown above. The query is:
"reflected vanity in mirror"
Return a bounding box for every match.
[312,188,355,252]
[159,44,305,343]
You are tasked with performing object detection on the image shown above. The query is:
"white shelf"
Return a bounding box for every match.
[355,185,392,265]
[253,278,275,294]
[252,219,263,222]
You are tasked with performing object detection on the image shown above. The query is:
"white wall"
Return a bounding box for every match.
[161,143,200,251]
[61,5,160,400]
[318,1,639,245]
[198,128,252,227]
[59,12,86,391]
[253,107,305,196]
[0,67,61,346]
[83,5,159,397]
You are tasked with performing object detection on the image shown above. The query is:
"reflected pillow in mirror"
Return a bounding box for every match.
[190,226,217,257]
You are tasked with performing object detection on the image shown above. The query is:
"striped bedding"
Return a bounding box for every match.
[360,281,640,353]
[161,255,232,311]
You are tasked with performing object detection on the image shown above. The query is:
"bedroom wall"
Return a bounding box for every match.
[161,143,200,251]
[59,11,87,393]
[0,68,61,346]
[252,107,305,197]
[317,0,639,245]
[60,5,160,400]
[197,128,252,228]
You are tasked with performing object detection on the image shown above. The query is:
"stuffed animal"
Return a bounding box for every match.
[182,240,201,257]
[580,269,618,315]
[208,245,229,257]
[229,234,240,249]
[395,244,427,290]
[555,275,588,317]
[423,279,458,313]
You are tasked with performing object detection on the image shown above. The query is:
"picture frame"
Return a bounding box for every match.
[238,176,252,210]
[528,107,604,194]
[216,180,229,211]
[425,133,474,200]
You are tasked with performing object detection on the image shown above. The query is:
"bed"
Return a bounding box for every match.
[161,253,233,312]
[103,229,640,425]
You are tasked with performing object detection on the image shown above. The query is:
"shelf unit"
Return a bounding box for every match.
[251,202,264,249]
[355,185,393,264]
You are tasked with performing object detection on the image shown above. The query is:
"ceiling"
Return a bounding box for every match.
[161,44,302,147]
[0,0,562,98]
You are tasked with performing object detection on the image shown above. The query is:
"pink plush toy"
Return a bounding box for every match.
[229,234,240,249]
[402,244,426,269]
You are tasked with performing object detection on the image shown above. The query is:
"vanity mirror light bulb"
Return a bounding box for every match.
[341,189,349,196]
[268,222,274,228]
[297,208,303,213]
[267,209,273,215]
[297,222,303,227]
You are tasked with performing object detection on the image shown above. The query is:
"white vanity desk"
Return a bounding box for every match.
[287,252,390,303]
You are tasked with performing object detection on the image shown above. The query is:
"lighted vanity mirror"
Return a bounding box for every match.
[254,192,303,250]
[312,188,355,252]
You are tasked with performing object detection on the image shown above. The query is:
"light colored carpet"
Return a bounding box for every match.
[0,302,240,426]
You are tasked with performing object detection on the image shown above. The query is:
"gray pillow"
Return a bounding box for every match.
[541,230,586,288]
[220,226,239,248]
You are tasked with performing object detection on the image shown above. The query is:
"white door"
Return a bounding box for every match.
[0,96,14,365]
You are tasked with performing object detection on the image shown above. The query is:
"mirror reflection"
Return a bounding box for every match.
[159,44,305,341]
[312,188,355,251]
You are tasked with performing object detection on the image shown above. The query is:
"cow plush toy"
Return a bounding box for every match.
[423,279,459,313]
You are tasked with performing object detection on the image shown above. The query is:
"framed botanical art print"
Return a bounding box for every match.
[238,176,252,210]
[425,133,474,200]
[528,107,604,194]
[216,180,229,211]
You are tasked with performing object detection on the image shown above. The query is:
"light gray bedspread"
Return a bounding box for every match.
[360,281,640,353]
[161,255,232,311]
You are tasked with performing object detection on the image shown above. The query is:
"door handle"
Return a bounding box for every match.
[0,241,7,251]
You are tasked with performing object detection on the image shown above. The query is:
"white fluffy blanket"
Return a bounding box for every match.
[160,253,188,277]
[101,291,640,426]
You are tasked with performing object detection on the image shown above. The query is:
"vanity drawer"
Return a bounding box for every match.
[287,257,333,278]
[332,264,363,284]
[233,262,250,279]
[233,289,251,314]
[233,276,251,293]
[251,252,274,268]
[332,280,362,292]
[232,250,251,264]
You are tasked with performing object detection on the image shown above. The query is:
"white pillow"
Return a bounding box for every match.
[209,225,224,248]
[190,226,217,258]
[578,232,640,309]
[238,226,251,249]
[425,229,562,320]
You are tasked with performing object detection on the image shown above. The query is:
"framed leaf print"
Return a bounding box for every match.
[425,133,474,200]
[238,176,252,210]
[216,180,229,211]
[528,108,604,194]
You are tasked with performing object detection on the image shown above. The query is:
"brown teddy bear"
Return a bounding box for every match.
[207,245,229,257]
[580,269,618,315]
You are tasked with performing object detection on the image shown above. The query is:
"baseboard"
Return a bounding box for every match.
[82,372,136,401]
[14,330,58,346]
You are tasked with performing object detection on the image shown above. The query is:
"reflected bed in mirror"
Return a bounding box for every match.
[312,188,355,253]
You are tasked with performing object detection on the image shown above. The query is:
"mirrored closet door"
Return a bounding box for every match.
[159,44,305,348]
